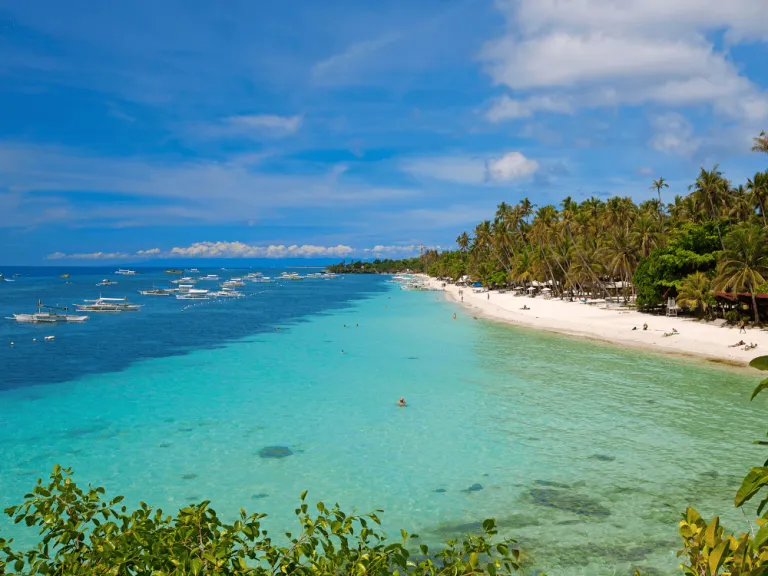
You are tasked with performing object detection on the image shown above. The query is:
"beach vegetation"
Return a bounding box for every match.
[676,272,715,318]
[713,223,768,325]
[0,468,520,575]
[330,132,768,321]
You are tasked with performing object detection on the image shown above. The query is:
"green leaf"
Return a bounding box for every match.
[749,356,768,371]
[487,561,497,576]
[751,378,768,401]
[469,552,478,569]
[708,540,728,574]
[735,468,768,507]
[753,522,768,551]
[704,516,719,548]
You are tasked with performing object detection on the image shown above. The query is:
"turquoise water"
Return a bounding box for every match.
[0,278,765,575]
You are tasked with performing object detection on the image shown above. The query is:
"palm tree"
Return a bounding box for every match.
[456,232,470,253]
[714,224,768,325]
[676,272,713,318]
[650,177,669,221]
[752,130,768,154]
[747,171,768,228]
[690,165,730,249]
[632,214,662,258]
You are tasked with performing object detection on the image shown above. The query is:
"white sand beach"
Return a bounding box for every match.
[428,278,768,367]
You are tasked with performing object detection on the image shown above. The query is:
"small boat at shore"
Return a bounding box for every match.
[96,279,118,286]
[279,272,303,281]
[114,268,137,276]
[165,269,183,274]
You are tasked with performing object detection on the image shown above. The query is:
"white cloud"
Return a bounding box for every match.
[401,156,488,185]
[482,0,768,122]
[401,151,539,184]
[48,251,144,260]
[311,34,400,85]
[362,245,427,257]
[168,242,354,259]
[486,94,572,121]
[194,114,303,140]
[223,114,302,136]
[47,243,417,260]
[486,152,540,181]
[0,142,418,229]
[649,113,701,157]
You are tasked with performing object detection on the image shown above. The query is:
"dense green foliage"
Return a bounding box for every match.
[0,469,519,575]
[334,136,768,321]
[632,222,722,308]
[326,258,423,274]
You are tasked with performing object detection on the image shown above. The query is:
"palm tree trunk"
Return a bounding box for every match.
[707,195,725,250]
[750,283,761,325]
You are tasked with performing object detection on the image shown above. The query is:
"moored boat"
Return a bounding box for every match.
[74,297,143,312]
[176,289,210,300]
[8,300,89,323]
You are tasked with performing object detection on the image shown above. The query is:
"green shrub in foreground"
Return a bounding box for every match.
[0,467,519,575]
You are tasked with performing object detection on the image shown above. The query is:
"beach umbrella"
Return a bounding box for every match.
[527,286,536,292]
[542,287,552,292]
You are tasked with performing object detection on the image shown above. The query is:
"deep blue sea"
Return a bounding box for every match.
[0,267,764,575]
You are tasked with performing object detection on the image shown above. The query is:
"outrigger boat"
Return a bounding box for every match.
[8,300,89,323]
[74,297,143,312]
[138,285,177,296]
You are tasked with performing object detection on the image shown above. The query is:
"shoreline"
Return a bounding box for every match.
[426,277,767,369]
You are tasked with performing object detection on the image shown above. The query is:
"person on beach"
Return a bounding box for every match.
[739,319,746,334]
[643,323,648,331]
[487,293,490,300]
[397,397,407,406]
[729,340,746,348]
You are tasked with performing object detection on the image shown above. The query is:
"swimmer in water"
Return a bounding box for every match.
[453,313,456,320]
[397,397,407,407]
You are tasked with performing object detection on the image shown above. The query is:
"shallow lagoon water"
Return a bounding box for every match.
[0,269,764,575]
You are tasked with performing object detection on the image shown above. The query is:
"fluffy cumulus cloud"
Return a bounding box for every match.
[401,151,539,184]
[482,0,768,122]
[48,242,358,260]
[168,242,354,259]
[486,152,539,181]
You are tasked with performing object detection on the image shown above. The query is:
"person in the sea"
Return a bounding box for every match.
[397,397,407,406]
[453,313,457,320]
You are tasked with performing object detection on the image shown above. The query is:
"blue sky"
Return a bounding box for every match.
[1,0,767,264]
